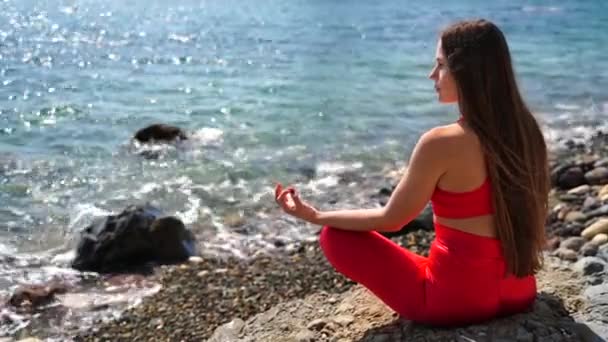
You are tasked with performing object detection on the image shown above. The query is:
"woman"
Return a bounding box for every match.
[274,19,549,326]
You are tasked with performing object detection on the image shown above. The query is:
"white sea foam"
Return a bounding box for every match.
[190,127,224,146]
[68,203,112,232]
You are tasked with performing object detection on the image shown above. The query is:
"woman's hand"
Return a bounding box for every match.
[274,183,319,224]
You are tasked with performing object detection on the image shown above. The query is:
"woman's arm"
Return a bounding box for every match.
[276,128,449,232]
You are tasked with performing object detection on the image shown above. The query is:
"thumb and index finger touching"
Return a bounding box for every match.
[274,182,299,208]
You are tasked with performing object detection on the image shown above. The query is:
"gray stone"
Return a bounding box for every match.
[585,205,608,221]
[555,248,578,261]
[574,257,606,275]
[561,237,586,251]
[564,211,587,223]
[585,167,608,185]
[581,242,599,257]
[598,244,608,262]
[568,184,591,195]
[584,284,608,303]
[582,196,601,211]
[595,158,608,168]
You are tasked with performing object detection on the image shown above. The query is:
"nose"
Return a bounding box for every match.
[428,66,437,80]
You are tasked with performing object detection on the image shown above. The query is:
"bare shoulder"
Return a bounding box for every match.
[411,123,476,169]
[418,123,467,148]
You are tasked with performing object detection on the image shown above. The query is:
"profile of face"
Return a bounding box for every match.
[428,40,458,104]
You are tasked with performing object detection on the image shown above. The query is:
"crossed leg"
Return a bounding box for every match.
[319,226,428,320]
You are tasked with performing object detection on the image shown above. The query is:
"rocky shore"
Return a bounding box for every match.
[9,130,608,342]
[73,230,434,342]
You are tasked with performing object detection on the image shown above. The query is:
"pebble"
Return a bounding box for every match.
[567,185,590,195]
[564,211,586,223]
[599,184,608,198]
[581,242,599,257]
[582,218,608,239]
[561,237,586,251]
[582,196,600,211]
[555,248,578,262]
[188,256,204,263]
[333,314,355,326]
[591,234,608,246]
[586,205,608,220]
[585,167,608,185]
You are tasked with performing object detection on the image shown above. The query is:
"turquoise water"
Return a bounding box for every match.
[1,0,608,258]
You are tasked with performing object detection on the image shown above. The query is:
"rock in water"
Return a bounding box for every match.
[71,204,197,273]
[134,124,187,143]
[8,282,69,309]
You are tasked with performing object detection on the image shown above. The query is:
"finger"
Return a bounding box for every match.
[277,187,295,202]
[291,190,302,205]
[274,183,282,201]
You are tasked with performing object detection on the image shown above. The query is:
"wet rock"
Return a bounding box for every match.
[581,218,608,240]
[8,282,68,309]
[560,237,585,252]
[573,257,606,275]
[134,124,187,143]
[585,167,608,185]
[71,204,197,273]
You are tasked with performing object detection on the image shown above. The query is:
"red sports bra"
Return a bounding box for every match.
[430,178,494,218]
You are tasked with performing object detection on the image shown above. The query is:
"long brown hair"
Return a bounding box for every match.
[441,19,549,277]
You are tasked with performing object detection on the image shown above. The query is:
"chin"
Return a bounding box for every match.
[438,96,457,104]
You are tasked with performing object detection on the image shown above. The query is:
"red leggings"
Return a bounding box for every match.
[319,223,536,326]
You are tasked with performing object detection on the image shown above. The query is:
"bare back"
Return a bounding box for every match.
[433,121,496,238]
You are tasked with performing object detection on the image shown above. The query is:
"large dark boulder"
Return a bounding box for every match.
[134,124,187,143]
[71,205,197,273]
